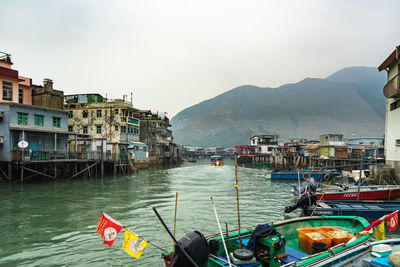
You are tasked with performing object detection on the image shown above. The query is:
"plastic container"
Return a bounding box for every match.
[372,244,392,257]
[297,228,332,254]
[316,227,353,246]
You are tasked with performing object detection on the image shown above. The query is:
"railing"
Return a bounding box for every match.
[11,150,68,161]
[383,74,400,98]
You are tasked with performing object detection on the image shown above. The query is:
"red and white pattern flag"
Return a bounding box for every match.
[386,211,399,232]
[96,213,123,247]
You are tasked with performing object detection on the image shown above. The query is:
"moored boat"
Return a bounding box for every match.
[162,216,371,267]
[211,155,224,166]
[266,170,340,181]
[306,200,400,220]
[313,239,400,267]
[315,185,400,200]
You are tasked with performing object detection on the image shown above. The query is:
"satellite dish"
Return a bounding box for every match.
[18,140,28,149]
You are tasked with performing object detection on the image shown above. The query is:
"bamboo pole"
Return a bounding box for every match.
[173,192,178,250]
[234,148,242,248]
[211,197,232,267]
[310,179,333,217]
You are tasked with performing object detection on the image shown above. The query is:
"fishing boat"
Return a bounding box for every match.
[313,239,400,267]
[211,155,224,166]
[306,200,400,220]
[161,216,372,267]
[266,169,340,181]
[315,185,400,200]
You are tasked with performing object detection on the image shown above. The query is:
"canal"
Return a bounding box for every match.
[0,159,330,266]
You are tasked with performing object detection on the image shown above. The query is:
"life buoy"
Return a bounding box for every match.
[324,174,330,181]
[303,172,310,181]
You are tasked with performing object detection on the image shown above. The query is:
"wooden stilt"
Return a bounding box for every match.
[20,164,24,183]
[66,161,100,180]
[8,162,12,182]
[22,165,56,179]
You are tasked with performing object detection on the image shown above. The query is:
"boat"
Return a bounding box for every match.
[211,155,223,166]
[162,216,372,267]
[306,200,400,220]
[313,239,400,267]
[266,169,340,181]
[315,185,400,200]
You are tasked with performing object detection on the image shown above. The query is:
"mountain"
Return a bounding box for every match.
[171,66,386,147]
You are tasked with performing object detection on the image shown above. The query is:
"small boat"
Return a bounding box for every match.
[315,185,400,200]
[266,169,340,181]
[211,155,223,166]
[306,200,400,220]
[162,216,371,267]
[313,238,400,267]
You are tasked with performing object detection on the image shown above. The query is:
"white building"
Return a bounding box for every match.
[378,45,400,181]
[250,135,279,156]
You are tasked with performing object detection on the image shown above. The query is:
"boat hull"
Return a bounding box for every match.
[316,186,400,200]
[266,171,340,180]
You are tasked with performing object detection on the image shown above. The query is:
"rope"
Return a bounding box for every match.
[310,179,333,217]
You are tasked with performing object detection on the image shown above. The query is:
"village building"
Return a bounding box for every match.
[0,102,69,161]
[304,144,320,157]
[379,45,400,181]
[346,137,384,159]
[0,52,32,105]
[64,94,147,159]
[319,134,348,159]
[135,110,179,163]
[32,78,64,110]
[250,135,278,156]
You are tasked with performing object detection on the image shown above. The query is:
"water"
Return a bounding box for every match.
[0,160,319,266]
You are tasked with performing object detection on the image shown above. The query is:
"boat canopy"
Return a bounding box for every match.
[210,155,223,159]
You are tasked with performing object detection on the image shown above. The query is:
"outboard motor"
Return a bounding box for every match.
[292,178,319,196]
[169,231,209,267]
[247,224,286,267]
[285,192,317,214]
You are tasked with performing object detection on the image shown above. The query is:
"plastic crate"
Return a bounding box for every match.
[297,228,332,254]
[316,227,353,246]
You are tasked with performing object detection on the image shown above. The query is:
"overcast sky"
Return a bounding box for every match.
[1,0,399,117]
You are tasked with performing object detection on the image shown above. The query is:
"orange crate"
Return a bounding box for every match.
[316,227,353,246]
[297,228,332,254]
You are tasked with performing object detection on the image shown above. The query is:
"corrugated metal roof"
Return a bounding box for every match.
[305,144,319,150]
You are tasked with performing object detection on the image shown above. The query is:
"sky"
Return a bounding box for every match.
[1,0,399,117]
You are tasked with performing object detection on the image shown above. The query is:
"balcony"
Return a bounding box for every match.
[383,74,400,98]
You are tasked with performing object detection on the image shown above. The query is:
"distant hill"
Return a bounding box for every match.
[171,66,386,147]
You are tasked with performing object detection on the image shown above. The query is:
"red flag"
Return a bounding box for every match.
[96,213,123,247]
[386,211,398,232]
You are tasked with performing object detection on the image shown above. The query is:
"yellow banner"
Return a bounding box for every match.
[375,221,385,241]
[122,229,148,259]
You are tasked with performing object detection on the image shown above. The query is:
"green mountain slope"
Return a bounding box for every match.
[171,66,386,147]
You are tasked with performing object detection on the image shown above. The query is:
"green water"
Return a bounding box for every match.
[0,159,303,266]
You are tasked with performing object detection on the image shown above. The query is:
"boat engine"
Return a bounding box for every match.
[169,231,209,267]
[284,192,317,214]
[247,224,286,267]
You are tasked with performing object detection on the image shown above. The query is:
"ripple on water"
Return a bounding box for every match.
[0,160,299,266]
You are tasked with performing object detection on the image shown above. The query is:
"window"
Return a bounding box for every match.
[134,126,139,134]
[68,111,73,118]
[96,125,102,134]
[390,99,400,111]
[18,89,23,104]
[121,117,127,122]
[53,117,61,127]
[121,126,126,133]
[82,110,88,118]
[115,109,119,114]
[83,126,88,134]
[34,114,44,126]
[68,126,73,132]
[97,110,102,117]
[2,81,12,101]
[396,139,400,146]
[17,112,28,125]
[115,125,119,131]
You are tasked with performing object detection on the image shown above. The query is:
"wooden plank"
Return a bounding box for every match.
[21,165,55,180]
[66,161,100,180]
[319,202,331,209]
